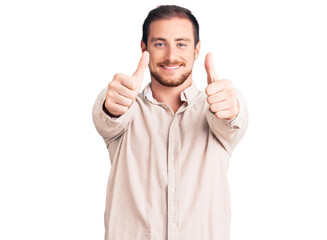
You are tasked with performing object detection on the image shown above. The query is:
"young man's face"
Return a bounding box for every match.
[142,17,200,87]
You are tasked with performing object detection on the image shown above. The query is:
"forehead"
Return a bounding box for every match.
[148,17,194,40]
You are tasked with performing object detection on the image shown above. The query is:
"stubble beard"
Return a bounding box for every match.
[150,63,192,87]
[150,69,193,87]
[149,57,195,87]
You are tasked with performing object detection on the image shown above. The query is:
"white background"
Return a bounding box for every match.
[1,0,326,239]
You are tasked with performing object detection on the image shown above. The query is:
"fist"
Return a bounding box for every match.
[105,51,150,117]
[204,53,239,120]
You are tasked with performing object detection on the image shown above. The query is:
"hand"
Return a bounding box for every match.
[204,53,239,120]
[105,51,150,117]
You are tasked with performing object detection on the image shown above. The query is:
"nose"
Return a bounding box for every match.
[165,45,176,62]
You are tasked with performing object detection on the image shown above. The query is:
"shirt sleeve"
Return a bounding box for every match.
[205,88,249,155]
[92,87,136,146]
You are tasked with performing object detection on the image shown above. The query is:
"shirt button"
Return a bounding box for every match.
[170,157,174,162]
[171,187,175,193]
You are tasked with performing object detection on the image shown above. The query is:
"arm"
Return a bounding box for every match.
[204,53,249,155]
[92,87,137,145]
[92,51,149,145]
[206,88,248,155]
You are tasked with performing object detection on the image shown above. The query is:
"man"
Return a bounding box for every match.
[92,5,248,240]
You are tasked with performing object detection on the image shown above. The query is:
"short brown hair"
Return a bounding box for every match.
[142,5,200,47]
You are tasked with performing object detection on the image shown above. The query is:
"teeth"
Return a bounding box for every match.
[163,65,180,69]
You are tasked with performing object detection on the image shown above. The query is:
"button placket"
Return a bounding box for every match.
[167,116,178,239]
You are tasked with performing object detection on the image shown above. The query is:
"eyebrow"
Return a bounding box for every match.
[176,38,191,42]
[150,37,166,43]
[149,37,191,43]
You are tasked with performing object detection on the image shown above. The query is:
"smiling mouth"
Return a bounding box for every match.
[161,65,182,70]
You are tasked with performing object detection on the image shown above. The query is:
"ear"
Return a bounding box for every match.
[194,40,201,60]
[141,40,147,52]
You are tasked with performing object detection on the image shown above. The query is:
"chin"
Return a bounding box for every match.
[150,71,192,87]
[157,79,186,87]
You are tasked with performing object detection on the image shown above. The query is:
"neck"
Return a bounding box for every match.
[150,75,192,113]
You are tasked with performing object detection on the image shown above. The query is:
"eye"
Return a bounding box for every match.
[154,42,165,47]
[178,43,187,47]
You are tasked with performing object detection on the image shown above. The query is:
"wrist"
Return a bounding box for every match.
[102,101,121,118]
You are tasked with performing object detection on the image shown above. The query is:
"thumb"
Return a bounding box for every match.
[204,53,219,85]
[132,51,150,81]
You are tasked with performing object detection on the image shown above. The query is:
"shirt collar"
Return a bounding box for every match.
[142,82,198,104]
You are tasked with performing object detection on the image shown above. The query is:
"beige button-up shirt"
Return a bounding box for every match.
[92,82,248,240]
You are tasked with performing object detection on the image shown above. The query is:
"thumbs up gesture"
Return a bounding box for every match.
[105,51,150,117]
[205,53,240,120]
